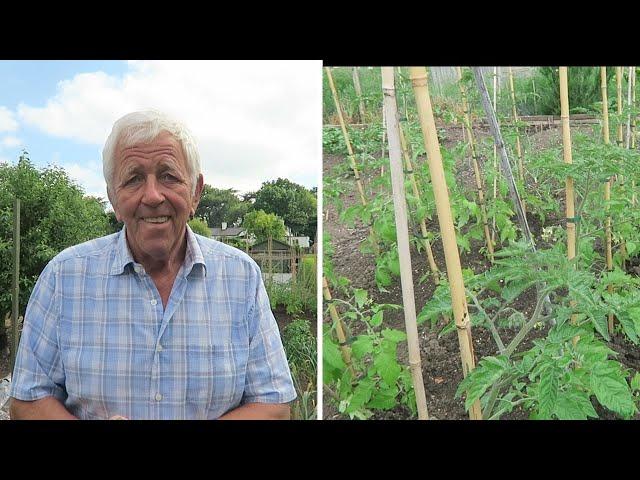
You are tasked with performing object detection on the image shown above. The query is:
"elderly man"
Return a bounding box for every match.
[9,111,296,419]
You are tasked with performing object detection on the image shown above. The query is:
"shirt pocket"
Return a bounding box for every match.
[185,341,248,418]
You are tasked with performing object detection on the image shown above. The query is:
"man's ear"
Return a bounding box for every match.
[191,174,204,216]
[107,189,122,222]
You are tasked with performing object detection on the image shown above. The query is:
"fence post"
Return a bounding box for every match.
[10,198,20,372]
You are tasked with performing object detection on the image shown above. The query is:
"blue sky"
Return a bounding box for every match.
[0,60,321,209]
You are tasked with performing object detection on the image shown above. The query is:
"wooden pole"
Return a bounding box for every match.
[10,198,20,372]
[322,277,355,373]
[492,67,499,245]
[410,66,482,420]
[456,67,494,261]
[398,118,440,283]
[601,67,614,334]
[382,67,429,420]
[559,68,579,339]
[626,66,633,149]
[352,67,366,123]
[508,67,526,183]
[472,67,534,247]
[325,67,368,206]
[617,67,624,146]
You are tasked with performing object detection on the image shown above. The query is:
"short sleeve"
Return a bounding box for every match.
[241,264,297,405]
[9,260,67,403]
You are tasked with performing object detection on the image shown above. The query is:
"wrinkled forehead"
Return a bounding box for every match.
[115,131,187,170]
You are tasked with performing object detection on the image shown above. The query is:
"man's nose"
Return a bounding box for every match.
[141,176,165,206]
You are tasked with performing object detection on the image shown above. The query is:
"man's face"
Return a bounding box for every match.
[111,131,203,263]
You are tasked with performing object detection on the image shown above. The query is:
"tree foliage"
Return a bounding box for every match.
[253,178,317,238]
[0,154,110,320]
[242,209,285,242]
[195,186,249,228]
[187,217,211,237]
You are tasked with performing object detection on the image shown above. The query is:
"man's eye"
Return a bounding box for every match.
[161,173,178,182]
[125,175,142,185]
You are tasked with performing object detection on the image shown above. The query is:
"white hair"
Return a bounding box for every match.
[102,110,201,204]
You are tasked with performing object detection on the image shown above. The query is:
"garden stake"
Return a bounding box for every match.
[10,197,20,371]
[382,67,429,420]
[601,66,614,334]
[492,66,500,246]
[473,68,533,247]
[325,67,368,207]
[398,119,440,283]
[325,67,379,254]
[626,66,633,149]
[352,67,366,123]
[617,67,624,146]
[508,67,526,185]
[456,67,494,262]
[410,66,482,420]
[322,276,355,374]
[559,67,579,340]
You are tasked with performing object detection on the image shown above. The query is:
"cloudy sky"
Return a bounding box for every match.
[0,60,321,208]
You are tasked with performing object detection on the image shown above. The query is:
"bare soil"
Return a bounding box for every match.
[323,122,640,420]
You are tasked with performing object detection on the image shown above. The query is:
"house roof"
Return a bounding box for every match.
[210,227,245,236]
[251,238,291,250]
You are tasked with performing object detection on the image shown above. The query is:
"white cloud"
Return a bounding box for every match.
[64,160,109,203]
[1,135,22,148]
[0,106,18,132]
[17,61,322,193]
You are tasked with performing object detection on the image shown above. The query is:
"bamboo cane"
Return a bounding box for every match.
[325,67,367,206]
[492,67,499,245]
[559,68,579,340]
[352,67,366,123]
[398,118,440,283]
[508,67,525,183]
[601,67,614,334]
[617,67,623,146]
[382,67,429,420]
[322,277,355,373]
[626,66,633,149]
[410,66,482,420]
[456,67,494,261]
[10,198,20,371]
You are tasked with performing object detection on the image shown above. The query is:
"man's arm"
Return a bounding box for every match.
[218,402,290,420]
[9,396,78,420]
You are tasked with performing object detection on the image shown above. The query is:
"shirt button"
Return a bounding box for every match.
[150,299,157,306]
[156,344,163,352]
[155,393,162,401]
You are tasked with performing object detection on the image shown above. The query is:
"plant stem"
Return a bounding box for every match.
[467,289,506,352]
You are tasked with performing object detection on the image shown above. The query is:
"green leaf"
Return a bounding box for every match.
[631,372,640,392]
[370,310,384,327]
[590,362,637,418]
[374,352,402,386]
[553,390,598,420]
[367,385,399,410]
[346,377,374,413]
[323,335,346,383]
[351,336,374,360]
[354,288,368,309]
[375,266,392,288]
[455,355,510,411]
[537,365,560,418]
[382,328,407,343]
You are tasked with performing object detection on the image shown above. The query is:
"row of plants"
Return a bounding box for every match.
[323,66,640,419]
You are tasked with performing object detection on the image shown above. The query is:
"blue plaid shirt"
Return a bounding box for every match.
[10,226,296,419]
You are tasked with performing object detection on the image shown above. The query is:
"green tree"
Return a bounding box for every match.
[253,178,317,238]
[188,217,211,237]
[195,185,250,228]
[242,210,286,242]
[0,154,110,322]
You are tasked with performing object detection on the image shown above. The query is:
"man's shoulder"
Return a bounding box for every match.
[193,235,259,269]
[48,232,120,268]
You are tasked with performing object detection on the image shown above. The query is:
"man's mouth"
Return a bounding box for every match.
[142,216,170,224]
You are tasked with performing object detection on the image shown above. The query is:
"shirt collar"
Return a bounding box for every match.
[110,224,207,277]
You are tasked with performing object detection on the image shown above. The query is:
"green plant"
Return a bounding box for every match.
[282,319,317,420]
[323,287,414,419]
[187,217,211,237]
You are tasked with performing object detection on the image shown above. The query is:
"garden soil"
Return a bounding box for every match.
[323,122,640,420]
